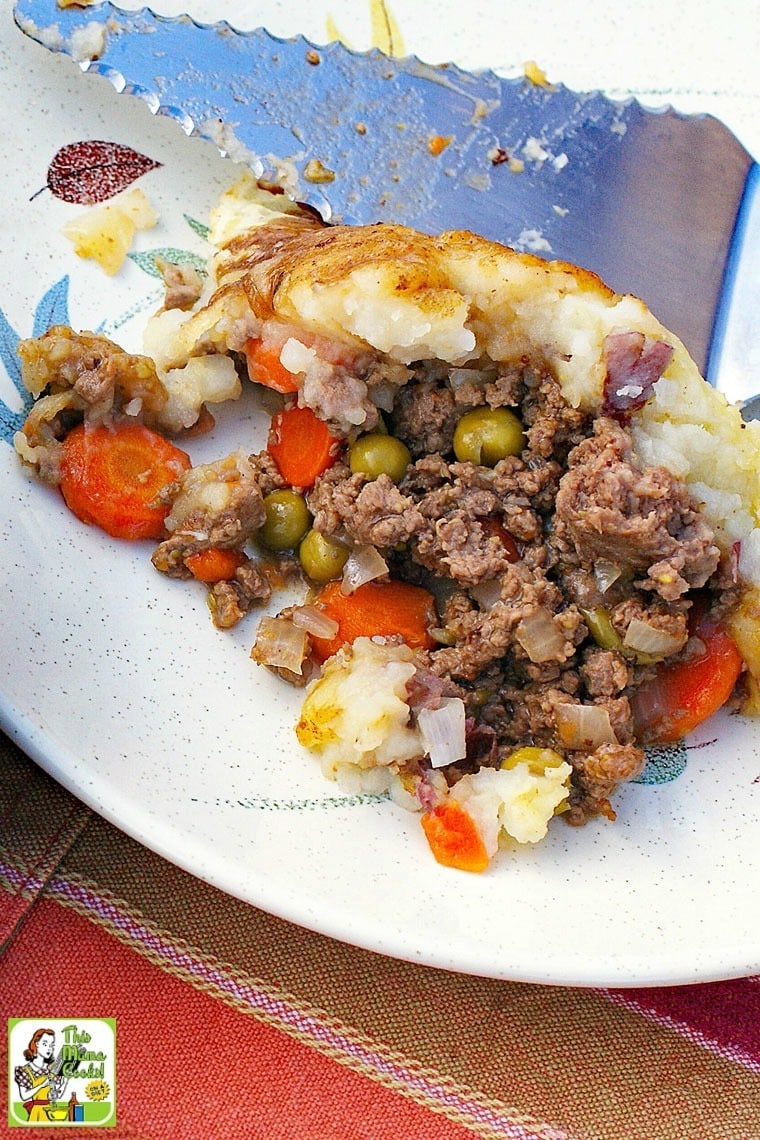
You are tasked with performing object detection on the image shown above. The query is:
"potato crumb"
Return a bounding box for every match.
[523,60,553,88]
[428,135,453,157]
[296,638,423,779]
[303,159,336,184]
[451,761,572,850]
[60,187,157,275]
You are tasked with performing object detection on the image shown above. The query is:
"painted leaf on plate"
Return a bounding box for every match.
[633,741,688,784]
[0,277,70,443]
[184,214,210,241]
[38,141,162,205]
[128,248,208,279]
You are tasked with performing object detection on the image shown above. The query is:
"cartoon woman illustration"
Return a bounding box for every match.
[14,1028,67,1122]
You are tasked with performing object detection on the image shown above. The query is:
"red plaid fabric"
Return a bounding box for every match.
[2,741,758,1138]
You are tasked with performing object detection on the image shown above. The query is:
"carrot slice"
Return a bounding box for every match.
[267,404,341,489]
[421,802,490,872]
[244,338,301,394]
[184,547,247,583]
[481,516,521,563]
[311,578,437,662]
[59,420,191,541]
[631,605,744,744]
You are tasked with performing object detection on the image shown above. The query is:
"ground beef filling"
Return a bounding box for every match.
[26,327,722,825]
[294,365,724,823]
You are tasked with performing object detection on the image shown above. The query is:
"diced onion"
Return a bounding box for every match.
[292,605,340,639]
[341,545,388,595]
[448,367,490,390]
[417,697,467,768]
[514,606,567,663]
[23,389,79,437]
[251,616,308,674]
[371,382,396,412]
[555,703,617,750]
[470,579,502,610]
[622,618,684,657]
[593,559,622,594]
[429,627,457,646]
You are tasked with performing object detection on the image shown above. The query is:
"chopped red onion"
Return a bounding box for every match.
[602,330,673,420]
[406,667,448,712]
[464,718,499,767]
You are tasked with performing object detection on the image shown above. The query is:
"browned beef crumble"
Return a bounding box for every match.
[308,465,424,547]
[208,563,273,630]
[152,454,269,578]
[580,648,632,698]
[17,325,167,423]
[391,373,460,457]
[552,417,720,600]
[155,258,205,312]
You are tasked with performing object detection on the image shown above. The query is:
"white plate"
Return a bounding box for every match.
[3,2,760,987]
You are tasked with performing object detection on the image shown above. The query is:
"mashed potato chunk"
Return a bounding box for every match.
[450,751,572,852]
[61,187,157,276]
[295,638,423,781]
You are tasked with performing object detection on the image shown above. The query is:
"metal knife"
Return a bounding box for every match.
[13,0,760,399]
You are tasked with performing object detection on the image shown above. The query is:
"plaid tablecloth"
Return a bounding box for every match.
[2,735,759,1138]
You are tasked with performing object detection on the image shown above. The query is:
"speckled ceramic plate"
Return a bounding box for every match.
[2,3,760,987]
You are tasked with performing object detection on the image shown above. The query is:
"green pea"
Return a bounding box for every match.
[348,432,411,483]
[452,407,526,466]
[580,606,623,652]
[581,604,661,665]
[298,528,350,582]
[259,490,311,551]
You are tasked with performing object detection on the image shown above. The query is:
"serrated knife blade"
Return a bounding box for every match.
[13,0,760,395]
